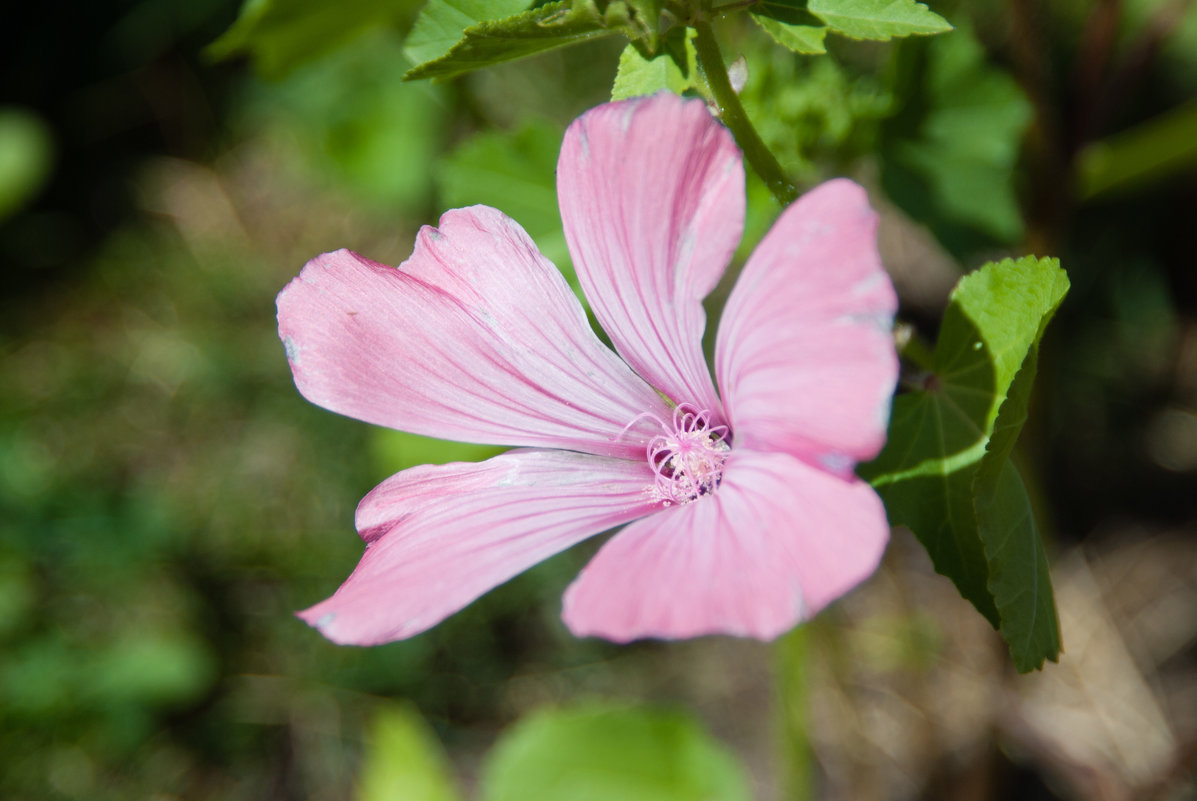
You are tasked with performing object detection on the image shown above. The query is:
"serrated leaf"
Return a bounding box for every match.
[808,0,951,40]
[404,1,631,81]
[403,0,531,67]
[879,24,1033,255]
[207,0,420,80]
[969,259,1068,671]
[357,703,461,801]
[481,705,751,801]
[863,256,1068,671]
[611,31,696,99]
[751,14,828,54]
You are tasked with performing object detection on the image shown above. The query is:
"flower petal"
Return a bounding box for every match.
[300,449,659,645]
[715,179,898,471]
[278,206,671,459]
[557,93,744,416]
[561,449,889,642]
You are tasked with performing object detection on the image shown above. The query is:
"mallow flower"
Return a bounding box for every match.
[277,92,898,646]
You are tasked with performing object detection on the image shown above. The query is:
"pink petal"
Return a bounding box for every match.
[715,179,898,472]
[277,206,671,459]
[300,449,660,645]
[561,449,889,642]
[557,93,744,417]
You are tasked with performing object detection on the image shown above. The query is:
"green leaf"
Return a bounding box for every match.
[208,0,421,80]
[436,118,572,276]
[879,23,1032,255]
[863,256,1068,671]
[610,0,666,52]
[481,705,751,801]
[808,0,952,40]
[1077,98,1197,200]
[751,15,828,55]
[611,30,697,99]
[357,703,461,801]
[404,1,632,81]
[0,107,54,221]
[240,34,447,213]
[975,448,1061,672]
[403,0,531,67]
[968,261,1067,671]
[751,0,825,27]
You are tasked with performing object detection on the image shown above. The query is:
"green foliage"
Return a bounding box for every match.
[239,34,448,214]
[0,108,53,221]
[751,0,950,54]
[208,0,423,79]
[373,429,503,475]
[751,15,829,55]
[863,256,1068,671]
[879,24,1033,256]
[481,706,752,801]
[808,0,952,40]
[611,29,697,99]
[1077,97,1197,200]
[738,49,892,180]
[404,1,634,81]
[436,118,572,274]
[357,704,460,801]
[403,0,531,67]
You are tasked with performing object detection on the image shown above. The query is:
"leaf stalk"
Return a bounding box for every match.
[692,20,798,206]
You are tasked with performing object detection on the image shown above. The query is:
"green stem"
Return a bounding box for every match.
[693,20,798,207]
[775,625,814,801]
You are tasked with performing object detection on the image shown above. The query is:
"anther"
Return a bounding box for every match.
[642,403,730,505]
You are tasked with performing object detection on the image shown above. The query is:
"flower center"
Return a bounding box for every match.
[645,404,730,506]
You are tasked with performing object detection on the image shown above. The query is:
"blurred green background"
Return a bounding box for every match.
[2,1,1195,799]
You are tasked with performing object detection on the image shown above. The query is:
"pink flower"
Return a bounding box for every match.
[277,93,898,646]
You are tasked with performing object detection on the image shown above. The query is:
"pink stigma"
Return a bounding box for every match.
[645,404,731,506]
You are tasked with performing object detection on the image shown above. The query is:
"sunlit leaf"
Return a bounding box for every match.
[863,256,1068,671]
[481,706,751,801]
[751,15,828,55]
[404,1,633,81]
[611,29,697,99]
[403,0,531,67]
[808,0,951,40]
[357,704,461,801]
